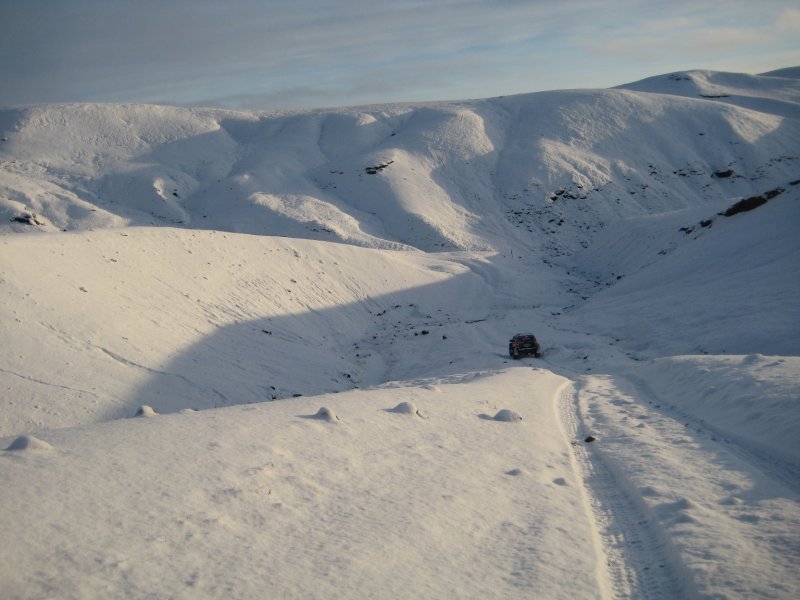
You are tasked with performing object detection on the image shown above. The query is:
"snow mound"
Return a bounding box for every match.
[388,401,426,418]
[310,407,340,422]
[135,405,159,417]
[655,497,702,526]
[493,409,523,422]
[4,435,54,452]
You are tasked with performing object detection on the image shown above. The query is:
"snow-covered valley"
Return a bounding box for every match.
[1,68,799,598]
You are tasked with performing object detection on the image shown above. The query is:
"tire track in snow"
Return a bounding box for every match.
[557,381,696,599]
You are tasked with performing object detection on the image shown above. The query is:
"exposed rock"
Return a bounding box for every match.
[11,212,45,226]
[719,188,783,217]
[365,160,394,175]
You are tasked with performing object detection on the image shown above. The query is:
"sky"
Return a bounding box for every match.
[1,0,799,110]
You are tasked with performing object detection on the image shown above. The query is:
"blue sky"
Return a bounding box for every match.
[1,0,799,109]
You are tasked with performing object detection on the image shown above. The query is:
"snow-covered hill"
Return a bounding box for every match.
[1,69,799,599]
[2,69,798,254]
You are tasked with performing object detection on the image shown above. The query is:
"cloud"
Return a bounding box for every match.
[582,26,768,61]
[2,0,566,104]
[776,8,800,31]
[570,2,797,69]
[1,0,798,107]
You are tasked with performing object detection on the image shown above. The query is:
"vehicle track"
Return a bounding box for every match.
[557,382,696,599]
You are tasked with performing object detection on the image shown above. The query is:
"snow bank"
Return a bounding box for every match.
[627,354,800,466]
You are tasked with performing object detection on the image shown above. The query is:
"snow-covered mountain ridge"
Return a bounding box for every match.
[1,69,799,599]
[2,69,798,255]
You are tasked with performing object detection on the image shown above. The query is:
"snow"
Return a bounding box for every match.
[1,67,799,598]
[491,408,524,422]
[4,435,54,452]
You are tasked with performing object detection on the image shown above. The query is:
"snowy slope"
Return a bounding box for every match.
[2,73,798,256]
[570,185,800,358]
[0,229,477,435]
[1,369,611,600]
[1,69,799,599]
[618,68,800,118]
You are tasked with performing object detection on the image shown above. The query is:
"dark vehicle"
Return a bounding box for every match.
[509,334,541,359]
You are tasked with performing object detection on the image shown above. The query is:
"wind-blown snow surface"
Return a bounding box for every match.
[1,69,799,598]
